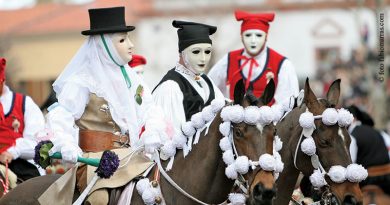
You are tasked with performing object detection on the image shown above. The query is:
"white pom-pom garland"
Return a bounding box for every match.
[219,137,232,152]
[181,121,196,137]
[234,156,249,174]
[328,165,347,183]
[297,108,367,187]
[244,106,259,124]
[229,105,245,123]
[271,104,284,123]
[301,137,316,156]
[191,112,206,129]
[322,108,338,126]
[219,122,231,137]
[299,112,315,129]
[338,108,354,127]
[259,154,276,171]
[310,169,327,188]
[221,106,233,122]
[172,133,187,148]
[258,106,274,125]
[223,149,235,165]
[273,135,283,152]
[211,99,225,113]
[225,164,238,179]
[136,178,150,194]
[142,189,157,205]
[228,193,246,205]
[160,141,176,158]
[346,164,368,183]
[201,106,215,122]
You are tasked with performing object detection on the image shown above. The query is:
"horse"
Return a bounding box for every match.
[0,79,278,205]
[361,185,390,205]
[273,78,364,205]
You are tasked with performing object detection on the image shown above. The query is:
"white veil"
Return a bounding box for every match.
[53,34,142,145]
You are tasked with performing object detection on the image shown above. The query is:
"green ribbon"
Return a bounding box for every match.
[100,34,131,88]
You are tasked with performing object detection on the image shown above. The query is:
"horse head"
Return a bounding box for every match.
[230,79,277,205]
[289,78,364,205]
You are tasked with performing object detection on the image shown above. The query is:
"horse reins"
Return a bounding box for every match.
[0,161,9,196]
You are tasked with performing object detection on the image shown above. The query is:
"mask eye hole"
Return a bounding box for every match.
[256,34,262,37]
[205,50,211,55]
[245,33,251,37]
[119,39,125,43]
[192,50,200,54]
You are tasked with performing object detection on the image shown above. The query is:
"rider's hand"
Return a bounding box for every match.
[0,151,14,164]
[48,142,82,164]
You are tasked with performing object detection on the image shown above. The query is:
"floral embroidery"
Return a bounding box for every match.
[135,85,144,105]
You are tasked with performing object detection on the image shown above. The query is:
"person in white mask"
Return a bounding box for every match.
[208,10,299,105]
[153,20,225,135]
[42,7,164,204]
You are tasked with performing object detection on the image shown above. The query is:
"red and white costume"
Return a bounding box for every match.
[208,11,299,105]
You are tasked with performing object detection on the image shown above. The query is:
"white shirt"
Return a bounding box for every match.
[153,63,226,135]
[0,86,45,174]
[208,47,299,104]
[46,66,158,147]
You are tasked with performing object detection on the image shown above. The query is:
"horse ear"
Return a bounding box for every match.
[258,78,275,106]
[303,78,319,109]
[326,79,341,107]
[233,79,245,104]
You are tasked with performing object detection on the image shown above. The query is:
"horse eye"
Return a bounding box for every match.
[234,128,243,138]
[318,138,330,148]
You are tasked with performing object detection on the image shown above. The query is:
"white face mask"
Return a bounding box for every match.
[241,29,267,56]
[112,32,134,63]
[182,43,212,74]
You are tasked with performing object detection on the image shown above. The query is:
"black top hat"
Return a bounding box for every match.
[172,20,217,52]
[346,105,375,127]
[81,7,135,35]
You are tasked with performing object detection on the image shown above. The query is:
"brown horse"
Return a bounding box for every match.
[0,79,277,205]
[273,79,363,205]
[361,185,390,205]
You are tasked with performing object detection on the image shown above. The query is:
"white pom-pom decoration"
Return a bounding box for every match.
[191,112,205,129]
[161,141,176,158]
[223,149,235,165]
[219,137,232,151]
[274,159,284,173]
[271,104,284,123]
[299,112,315,129]
[301,137,316,156]
[322,108,338,126]
[181,121,196,137]
[136,178,150,194]
[346,164,368,183]
[225,164,238,179]
[259,154,276,171]
[219,121,231,137]
[229,105,245,123]
[211,99,225,113]
[201,106,215,122]
[142,189,157,205]
[258,106,274,125]
[328,165,347,183]
[142,130,162,154]
[244,106,259,124]
[228,193,246,205]
[310,169,327,188]
[221,106,233,122]
[338,108,354,127]
[172,133,187,148]
[273,135,283,152]
[234,156,249,174]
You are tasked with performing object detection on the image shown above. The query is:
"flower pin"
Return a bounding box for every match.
[135,85,144,105]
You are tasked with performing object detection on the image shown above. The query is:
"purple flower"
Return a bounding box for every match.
[95,150,120,179]
[33,140,53,168]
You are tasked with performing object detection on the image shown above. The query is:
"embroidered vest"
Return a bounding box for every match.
[0,93,25,153]
[75,93,121,134]
[153,68,215,121]
[227,48,285,105]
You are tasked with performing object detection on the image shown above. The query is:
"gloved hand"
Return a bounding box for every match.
[48,142,82,164]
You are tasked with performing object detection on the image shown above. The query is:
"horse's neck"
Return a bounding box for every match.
[162,115,234,203]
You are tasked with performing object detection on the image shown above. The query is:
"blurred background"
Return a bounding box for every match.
[0,0,389,131]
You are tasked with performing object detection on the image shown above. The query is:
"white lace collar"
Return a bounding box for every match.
[175,63,201,81]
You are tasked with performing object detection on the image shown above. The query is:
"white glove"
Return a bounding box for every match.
[48,142,82,164]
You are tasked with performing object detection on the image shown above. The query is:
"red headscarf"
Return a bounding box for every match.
[0,58,6,82]
[235,10,275,34]
[128,55,147,68]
